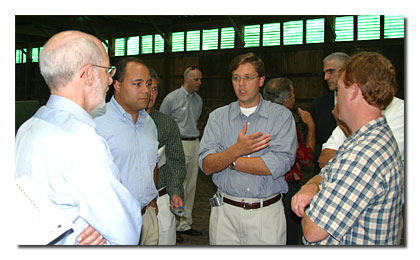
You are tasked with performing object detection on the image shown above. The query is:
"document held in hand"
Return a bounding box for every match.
[16,175,74,245]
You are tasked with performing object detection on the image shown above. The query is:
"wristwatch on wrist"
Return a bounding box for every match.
[228,160,236,170]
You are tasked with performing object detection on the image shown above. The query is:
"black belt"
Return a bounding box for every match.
[182,136,198,141]
[159,187,167,197]
[222,194,282,209]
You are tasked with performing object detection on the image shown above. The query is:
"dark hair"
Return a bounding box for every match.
[113,57,147,82]
[229,52,265,77]
[263,78,293,104]
[339,51,397,110]
[148,66,160,84]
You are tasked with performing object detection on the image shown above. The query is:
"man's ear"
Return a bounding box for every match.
[259,75,266,87]
[350,83,360,101]
[81,65,95,86]
[113,80,121,93]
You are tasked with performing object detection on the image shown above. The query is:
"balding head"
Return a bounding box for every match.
[39,30,107,91]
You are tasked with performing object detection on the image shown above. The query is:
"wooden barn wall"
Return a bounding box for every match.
[15,40,404,135]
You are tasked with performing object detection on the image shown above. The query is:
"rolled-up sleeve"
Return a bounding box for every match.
[261,108,297,179]
[199,111,222,171]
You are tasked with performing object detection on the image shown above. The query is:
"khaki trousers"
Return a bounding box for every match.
[139,206,159,245]
[209,191,287,245]
[176,139,199,231]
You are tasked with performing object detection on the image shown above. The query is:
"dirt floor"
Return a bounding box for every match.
[176,171,216,246]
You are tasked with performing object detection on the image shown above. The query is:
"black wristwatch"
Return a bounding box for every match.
[228,160,236,170]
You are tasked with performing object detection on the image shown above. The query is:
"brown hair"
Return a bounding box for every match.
[339,52,397,110]
[229,52,265,76]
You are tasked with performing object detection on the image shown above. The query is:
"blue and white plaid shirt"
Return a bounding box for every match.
[305,117,404,245]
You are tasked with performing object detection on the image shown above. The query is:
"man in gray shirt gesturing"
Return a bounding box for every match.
[199,53,297,245]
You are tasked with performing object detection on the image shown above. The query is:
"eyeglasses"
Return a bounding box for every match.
[232,75,259,82]
[92,65,117,77]
[80,64,117,79]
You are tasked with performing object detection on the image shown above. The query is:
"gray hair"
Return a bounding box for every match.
[323,52,350,65]
[39,36,103,91]
[263,77,293,105]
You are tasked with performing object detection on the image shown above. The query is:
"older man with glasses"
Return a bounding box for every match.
[15,30,142,245]
[159,66,203,242]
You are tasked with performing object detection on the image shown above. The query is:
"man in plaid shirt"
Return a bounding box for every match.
[291,52,404,245]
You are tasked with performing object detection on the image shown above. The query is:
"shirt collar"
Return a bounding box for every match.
[181,85,194,97]
[46,94,96,128]
[110,96,147,124]
[347,116,386,144]
[231,94,269,119]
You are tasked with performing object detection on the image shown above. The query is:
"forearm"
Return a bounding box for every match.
[318,148,337,168]
[306,124,316,155]
[302,212,329,243]
[202,145,240,175]
[235,156,271,175]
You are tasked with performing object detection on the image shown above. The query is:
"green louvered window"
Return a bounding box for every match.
[202,28,219,50]
[154,34,164,53]
[16,49,23,64]
[221,27,235,49]
[335,16,354,42]
[358,15,380,41]
[31,47,39,62]
[186,30,200,51]
[127,36,140,55]
[306,18,325,44]
[283,20,303,45]
[244,24,260,48]
[114,38,126,56]
[263,23,280,46]
[172,32,184,52]
[384,15,404,39]
[141,35,153,54]
[22,48,27,63]
[102,40,109,54]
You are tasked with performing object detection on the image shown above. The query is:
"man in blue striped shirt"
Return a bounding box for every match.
[94,57,159,245]
[291,52,404,245]
[199,53,297,245]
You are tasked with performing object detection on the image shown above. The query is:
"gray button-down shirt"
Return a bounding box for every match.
[199,95,297,198]
[159,86,202,138]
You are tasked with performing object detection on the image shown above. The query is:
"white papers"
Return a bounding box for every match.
[15,175,73,245]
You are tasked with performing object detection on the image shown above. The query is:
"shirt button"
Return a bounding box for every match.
[247,188,250,191]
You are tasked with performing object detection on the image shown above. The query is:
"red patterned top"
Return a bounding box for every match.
[285,128,313,183]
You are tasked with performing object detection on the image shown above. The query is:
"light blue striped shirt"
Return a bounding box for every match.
[94,96,159,208]
[159,86,202,138]
[15,95,142,245]
[199,95,297,198]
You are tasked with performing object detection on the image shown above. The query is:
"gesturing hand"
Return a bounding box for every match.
[233,123,271,156]
[298,108,315,128]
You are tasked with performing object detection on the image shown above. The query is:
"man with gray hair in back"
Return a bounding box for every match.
[263,77,315,245]
[310,52,350,175]
[15,30,142,245]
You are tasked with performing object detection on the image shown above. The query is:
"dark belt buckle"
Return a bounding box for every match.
[241,199,250,210]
